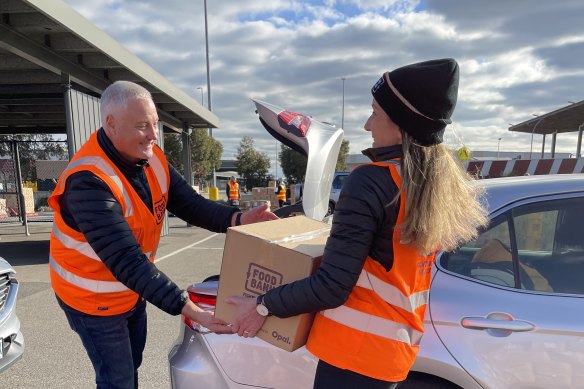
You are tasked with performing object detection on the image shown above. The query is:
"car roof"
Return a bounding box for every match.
[479,174,584,213]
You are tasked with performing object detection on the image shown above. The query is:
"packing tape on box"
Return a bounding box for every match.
[268,227,331,245]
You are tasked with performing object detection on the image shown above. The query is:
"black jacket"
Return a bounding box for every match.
[59,129,238,316]
[264,145,402,317]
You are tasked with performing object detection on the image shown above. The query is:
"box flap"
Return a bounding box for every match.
[230,216,330,242]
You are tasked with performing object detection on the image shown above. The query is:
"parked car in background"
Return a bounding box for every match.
[328,171,349,215]
[0,257,24,373]
[169,174,584,388]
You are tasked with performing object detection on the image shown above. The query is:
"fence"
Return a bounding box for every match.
[0,140,68,233]
[466,158,584,178]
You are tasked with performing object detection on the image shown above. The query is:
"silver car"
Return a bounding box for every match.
[169,174,584,388]
[328,171,349,215]
[0,256,24,373]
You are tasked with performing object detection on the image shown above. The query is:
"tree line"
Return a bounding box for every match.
[165,132,349,191]
[0,132,349,192]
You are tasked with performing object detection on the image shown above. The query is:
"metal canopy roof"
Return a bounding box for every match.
[509,100,584,134]
[0,0,218,135]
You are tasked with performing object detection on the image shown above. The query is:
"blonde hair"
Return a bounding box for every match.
[398,132,488,255]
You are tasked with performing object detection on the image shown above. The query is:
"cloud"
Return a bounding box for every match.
[62,0,584,173]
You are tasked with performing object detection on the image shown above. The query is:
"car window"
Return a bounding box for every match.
[441,196,584,295]
[332,174,347,190]
[512,198,584,294]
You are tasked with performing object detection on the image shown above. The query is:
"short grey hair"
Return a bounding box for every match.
[100,81,153,126]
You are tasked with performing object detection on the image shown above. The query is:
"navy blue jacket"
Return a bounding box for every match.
[59,129,238,316]
[264,145,402,317]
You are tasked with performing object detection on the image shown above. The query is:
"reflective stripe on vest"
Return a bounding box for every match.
[49,256,129,293]
[148,152,168,196]
[321,305,424,346]
[52,223,153,263]
[57,156,134,218]
[355,269,429,313]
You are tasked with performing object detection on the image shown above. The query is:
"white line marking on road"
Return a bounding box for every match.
[154,233,218,263]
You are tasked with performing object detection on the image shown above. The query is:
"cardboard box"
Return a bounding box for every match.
[215,216,331,351]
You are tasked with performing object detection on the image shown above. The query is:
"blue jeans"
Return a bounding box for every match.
[58,296,147,389]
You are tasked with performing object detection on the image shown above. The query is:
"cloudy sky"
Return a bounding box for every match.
[63,0,584,174]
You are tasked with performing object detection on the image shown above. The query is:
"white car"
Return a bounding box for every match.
[0,256,24,373]
[328,171,349,215]
[169,174,584,388]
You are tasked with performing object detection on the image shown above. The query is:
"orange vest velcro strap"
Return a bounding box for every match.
[55,156,134,217]
[49,256,129,293]
[355,269,429,313]
[321,305,423,346]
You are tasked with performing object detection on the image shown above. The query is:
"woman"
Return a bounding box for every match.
[227,58,488,388]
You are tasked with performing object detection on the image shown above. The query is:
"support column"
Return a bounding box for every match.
[577,125,583,158]
[541,134,546,159]
[62,73,75,160]
[551,131,557,158]
[181,123,193,185]
[12,141,29,235]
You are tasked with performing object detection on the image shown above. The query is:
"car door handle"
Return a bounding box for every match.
[461,315,535,332]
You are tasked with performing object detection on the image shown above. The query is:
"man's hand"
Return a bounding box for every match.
[181,300,232,334]
[225,296,267,338]
[241,203,279,225]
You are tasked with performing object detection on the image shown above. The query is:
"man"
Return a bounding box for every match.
[49,80,277,389]
[275,179,286,208]
[226,175,240,206]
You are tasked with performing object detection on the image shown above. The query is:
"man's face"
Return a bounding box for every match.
[106,98,159,162]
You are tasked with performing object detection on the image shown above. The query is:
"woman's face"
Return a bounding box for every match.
[364,99,402,148]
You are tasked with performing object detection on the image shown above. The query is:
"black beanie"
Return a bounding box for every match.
[371,58,459,146]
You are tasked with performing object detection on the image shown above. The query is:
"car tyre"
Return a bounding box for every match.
[326,201,335,217]
[399,373,462,389]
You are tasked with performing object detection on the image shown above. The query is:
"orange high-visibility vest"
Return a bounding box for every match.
[277,184,286,201]
[48,132,170,316]
[228,181,239,200]
[306,160,437,382]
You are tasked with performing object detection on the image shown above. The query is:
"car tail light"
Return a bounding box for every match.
[182,289,217,331]
[277,111,311,137]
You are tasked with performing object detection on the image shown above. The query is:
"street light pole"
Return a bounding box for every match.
[497,137,502,160]
[202,0,216,188]
[341,77,346,130]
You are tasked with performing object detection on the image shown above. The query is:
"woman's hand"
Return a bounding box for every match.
[181,300,233,334]
[226,296,267,338]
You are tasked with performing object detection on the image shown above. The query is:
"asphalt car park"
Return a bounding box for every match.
[0,218,224,388]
